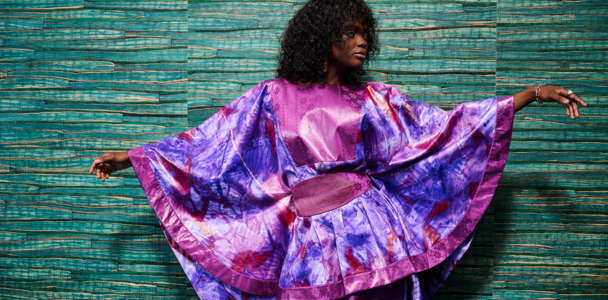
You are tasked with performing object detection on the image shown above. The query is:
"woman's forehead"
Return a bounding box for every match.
[345,17,368,30]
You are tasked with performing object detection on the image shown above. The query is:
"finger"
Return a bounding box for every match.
[89,158,101,174]
[558,96,570,105]
[569,102,575,120]
[102,164,113,177]
[569,93,587,107]
[101,165,108,182]
[100,164,107,177]
[563,103,571,117]
[96,167,101,179]
[572,101,579,118]
[567,102,575,120]
[101,166,110,178]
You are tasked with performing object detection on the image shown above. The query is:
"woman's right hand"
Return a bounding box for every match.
[89,151,133,182]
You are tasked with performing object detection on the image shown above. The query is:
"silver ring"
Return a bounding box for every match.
[567,90,573,95]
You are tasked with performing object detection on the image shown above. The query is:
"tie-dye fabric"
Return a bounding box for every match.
[128,78,514,299]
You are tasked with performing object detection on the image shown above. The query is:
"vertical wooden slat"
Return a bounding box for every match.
[495,0,608,299]
[0,0,195,298]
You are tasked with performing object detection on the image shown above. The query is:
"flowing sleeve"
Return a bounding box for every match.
[127,80,292,296]
[362,82,514,271]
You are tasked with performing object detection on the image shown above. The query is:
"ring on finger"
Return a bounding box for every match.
[567,89,573,96]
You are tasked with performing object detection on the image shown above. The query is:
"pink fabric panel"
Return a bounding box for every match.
[292,172,373,217]
[270,78,365,166]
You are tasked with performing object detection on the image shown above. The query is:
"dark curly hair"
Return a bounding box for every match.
[277,0,379,84]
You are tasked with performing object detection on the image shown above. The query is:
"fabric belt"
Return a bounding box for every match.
[291,172,373,217]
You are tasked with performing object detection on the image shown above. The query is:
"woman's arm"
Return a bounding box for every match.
[513,85,587,119]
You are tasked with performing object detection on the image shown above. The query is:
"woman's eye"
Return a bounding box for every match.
[347,32,355,38]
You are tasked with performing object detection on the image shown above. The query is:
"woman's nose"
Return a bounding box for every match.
[358,38,368,50]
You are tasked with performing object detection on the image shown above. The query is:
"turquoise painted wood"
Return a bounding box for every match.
[495,1,608,299]
[1,0,606,299]
[0,0,193,299]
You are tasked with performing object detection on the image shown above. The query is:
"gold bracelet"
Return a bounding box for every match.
[535,84,544,106]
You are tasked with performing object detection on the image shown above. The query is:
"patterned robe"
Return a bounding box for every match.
[128,78,514,299]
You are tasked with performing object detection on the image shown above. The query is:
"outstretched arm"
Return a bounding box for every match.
[513,85,587,119]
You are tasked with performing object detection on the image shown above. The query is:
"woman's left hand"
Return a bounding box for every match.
[537,85,587,120]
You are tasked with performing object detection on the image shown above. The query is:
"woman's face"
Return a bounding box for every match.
[330,18,369,69]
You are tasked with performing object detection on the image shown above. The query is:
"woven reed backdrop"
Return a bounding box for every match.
[0,0,606,299]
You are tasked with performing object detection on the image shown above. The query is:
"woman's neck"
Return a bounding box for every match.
[291,63,346,86]
[323,63,345,85]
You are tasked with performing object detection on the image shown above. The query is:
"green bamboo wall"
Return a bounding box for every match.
[0,0,606,299]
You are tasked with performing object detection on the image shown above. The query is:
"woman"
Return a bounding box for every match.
[89,0,586,299]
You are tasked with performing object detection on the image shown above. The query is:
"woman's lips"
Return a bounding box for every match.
[355,53,366,60]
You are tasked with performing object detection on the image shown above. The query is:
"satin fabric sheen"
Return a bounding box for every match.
[128,78,514,299]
